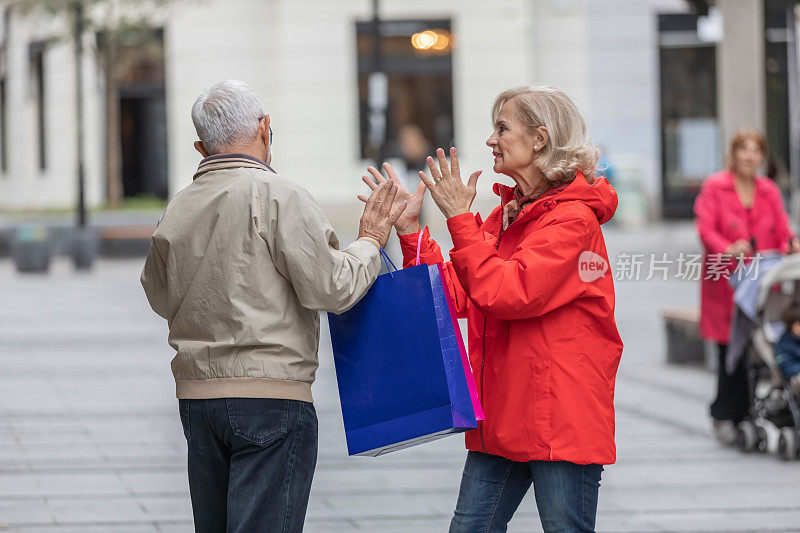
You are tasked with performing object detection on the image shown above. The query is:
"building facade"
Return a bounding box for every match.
[0,0,796,221]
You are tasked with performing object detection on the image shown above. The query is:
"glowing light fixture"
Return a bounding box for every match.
[411,29,451,52]
[432,34,450,50]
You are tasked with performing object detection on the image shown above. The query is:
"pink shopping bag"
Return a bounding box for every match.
[417,232,485,422]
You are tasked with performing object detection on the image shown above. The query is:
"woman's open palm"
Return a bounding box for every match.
[419,147,481,219]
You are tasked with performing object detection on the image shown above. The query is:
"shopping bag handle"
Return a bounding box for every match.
[415,230,424,266]
[380,247,398,278]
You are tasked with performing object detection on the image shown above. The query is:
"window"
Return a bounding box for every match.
[356,19,454,171]
[0,78,6,174]
[1,8,9,174]
[658,14,720,218]
[29,42,46,172]
[764,0,792,184]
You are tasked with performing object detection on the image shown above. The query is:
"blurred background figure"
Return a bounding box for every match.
[397,123,431,188]
[396,123,431,226]
[597,145,617,186]
[694,127,799,445]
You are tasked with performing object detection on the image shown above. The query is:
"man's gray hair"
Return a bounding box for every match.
[191,80,266,155]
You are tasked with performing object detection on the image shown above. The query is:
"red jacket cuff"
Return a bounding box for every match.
[447,213,484,250]
[398,226,429,266]
[397,228,422,247]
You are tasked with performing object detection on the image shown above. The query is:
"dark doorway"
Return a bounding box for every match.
[29,42,46,172]
[120,87,168,198]
[100,28,168,201]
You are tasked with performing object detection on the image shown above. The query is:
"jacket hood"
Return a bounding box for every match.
[493,172,618,225]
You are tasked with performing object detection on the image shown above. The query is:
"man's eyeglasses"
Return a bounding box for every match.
[257,116,272,145]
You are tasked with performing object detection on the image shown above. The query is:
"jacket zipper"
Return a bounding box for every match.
[480,316,488,453]
[477,194,556,455]
[479,213,510,454]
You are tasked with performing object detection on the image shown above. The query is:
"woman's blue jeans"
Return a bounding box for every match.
[449,451,603,533]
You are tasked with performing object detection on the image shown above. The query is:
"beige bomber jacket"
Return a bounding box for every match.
[141,154,382,402]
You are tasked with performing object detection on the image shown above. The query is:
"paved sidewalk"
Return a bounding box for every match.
[2,222,800,532]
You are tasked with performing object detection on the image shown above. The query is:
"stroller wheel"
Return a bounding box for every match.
[757,419,781,455]
[737,421,758,453]
[777,427,798,461]
[756,426,769,452]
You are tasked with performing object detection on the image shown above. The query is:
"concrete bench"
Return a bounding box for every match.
[662,308,706,366]
[99,224,156,257]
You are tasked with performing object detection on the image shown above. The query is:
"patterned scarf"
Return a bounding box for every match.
[502,182,565,231]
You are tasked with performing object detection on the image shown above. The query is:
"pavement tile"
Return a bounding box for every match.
[47,498,149,524]
[137,496,193,521]
[97,442,181,460]
[20,442,102,461]
[303,520,361,532]
[0,499,54,526]
[647,508,800,532]
[309,469,389,492]
[2,527,160,533]
[155,525,194,533]
[316,516,449,532]
[580,512,664,533]
[0,475,40,497]
[35,472,128,497]
[315,492,453,519]
[121,472,189,495]
[13,433,93,446]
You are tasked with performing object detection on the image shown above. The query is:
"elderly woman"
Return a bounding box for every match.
[694,128,799,444]
[363,86,622,532]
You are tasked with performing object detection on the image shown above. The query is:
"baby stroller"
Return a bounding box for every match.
[734,253,800,460]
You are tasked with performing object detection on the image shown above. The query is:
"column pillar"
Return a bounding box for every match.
[716,0,766,145]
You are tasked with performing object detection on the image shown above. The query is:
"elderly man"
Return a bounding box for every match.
[141,80,404,532]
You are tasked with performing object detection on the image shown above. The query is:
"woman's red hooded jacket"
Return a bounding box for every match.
[399,174,623,464]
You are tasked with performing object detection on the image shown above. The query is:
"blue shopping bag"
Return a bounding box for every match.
[328,250,478,456]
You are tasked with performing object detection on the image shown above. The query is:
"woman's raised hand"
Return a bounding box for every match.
[419,147,481,220]
[358,163,426,236]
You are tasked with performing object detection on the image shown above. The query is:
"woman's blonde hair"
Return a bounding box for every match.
[491,86,599,184]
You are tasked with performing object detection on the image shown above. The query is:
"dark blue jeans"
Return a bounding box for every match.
[449,451,603,533]
[178,398,318,533]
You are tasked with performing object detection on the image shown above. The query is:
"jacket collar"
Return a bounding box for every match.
[486,172,618,233]
[490,178,573,225]
[193,153,275,180]
[716,169,767,192]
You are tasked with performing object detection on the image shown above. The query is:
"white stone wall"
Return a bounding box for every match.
[585,0,688,215]
[0,11,104,210]
[527,0,591,108]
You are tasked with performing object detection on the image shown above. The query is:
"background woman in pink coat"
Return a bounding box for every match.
[694,128,799,443]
